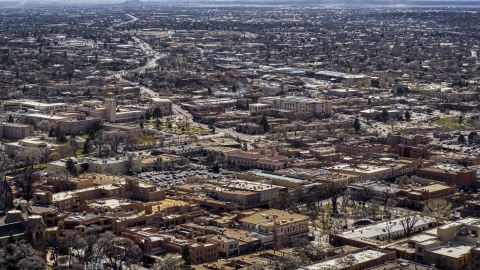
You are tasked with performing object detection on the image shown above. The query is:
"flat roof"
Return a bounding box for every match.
[299,249,389,270]
[427,242,473,258]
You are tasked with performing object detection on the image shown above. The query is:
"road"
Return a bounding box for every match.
[109,14,138,30]
[109,17,260,143]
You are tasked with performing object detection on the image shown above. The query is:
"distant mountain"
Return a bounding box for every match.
[118,0,145,6]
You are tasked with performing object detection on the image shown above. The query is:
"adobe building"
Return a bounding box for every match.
[416,164,477,190]
[239,209,309,246]
[121,227,218,264]
[0,122,34,140]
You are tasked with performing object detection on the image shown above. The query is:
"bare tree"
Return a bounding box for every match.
[37,120,56,133]
[336,254,359,269]
[47,170,72,192]
[384,220,395,241]
[329,218,344,246]
[398,210,420,238]
[0,152,13,173]
[107,132,126,155]
[45,234,67,268]
[124,132,141,153]
[325,181,345,215]
[16,148,41,169]
[152,254,183,270]
[244,263,265,270]
[351,187,373,211]
[294,238,326,261]
[269,192,300,213]
[63,232,87,268]
[17,168,41,200]
[93,131,108,158]
[422,199,452,226]
[272,255,299,270]
[99,232,141,270]
[125,152,138,173]
[0,240,46,270]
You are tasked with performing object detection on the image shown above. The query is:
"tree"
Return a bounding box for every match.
[153,254,183,270]
[16,148,41,169]
[405,110,411,121]
[260,115,269,133]
[381,109,389,122]
[269,192,300,213]
[325,181,345,216]
[152,108,162,120]
[353,117,361,133]
[80,163,89,173]
[65,158,78,176]
[273,125,287,139]
[459,115,464,124]
[458,134,466,143]
[468,131,478,143]
[7,115,14,123]
[45,234,67,268]
[0,241,46,270]
[422,199,452,226]
[208,86,212,95]
[37,120,55,133]
[83,138,92,154]
[17,168,40,199]
[398,211,420,238]
[55,126,68,144]
[294,238,325,261]
[100,232,141,270]
[337,254,359,269]
[206,153,216,163]
[107,132,126,155]
[181,245,194,270]
[272,255,299,270]
[48,152,61,161]
[212,163,220,173]
[351,187,373,211]
[145,111,151,120]
[232,84,237,92]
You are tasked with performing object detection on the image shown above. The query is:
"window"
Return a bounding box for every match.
[418,247,423,253]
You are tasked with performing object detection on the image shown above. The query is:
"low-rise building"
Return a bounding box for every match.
[239,209,309,245]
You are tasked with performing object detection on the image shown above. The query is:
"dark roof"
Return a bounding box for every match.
[0,221,27,239]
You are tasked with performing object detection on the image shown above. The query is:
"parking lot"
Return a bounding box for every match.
[135,165,224,189]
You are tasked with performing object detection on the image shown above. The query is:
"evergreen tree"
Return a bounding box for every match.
[181,245,194,270]
[353,117,361,133]
[65,158,78,176]
[405,110,411,121]
[7,115,14,123]
[212,163,220,173]
[208,86,212,95]
[145,111,151,120]
[260,115,269,132]
[232,84,237,92]
[458,134,466,143]
[381,109,389,122]
[152,108,162,119]
[6,230,16,244]
[49,127,56,137]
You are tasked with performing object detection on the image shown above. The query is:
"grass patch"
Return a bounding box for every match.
[431,117,470,130]
[75,150,84,157]
[79,134,89,140]
[163,126,211,135]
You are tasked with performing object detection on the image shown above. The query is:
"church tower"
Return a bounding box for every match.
[105,92,117,123]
